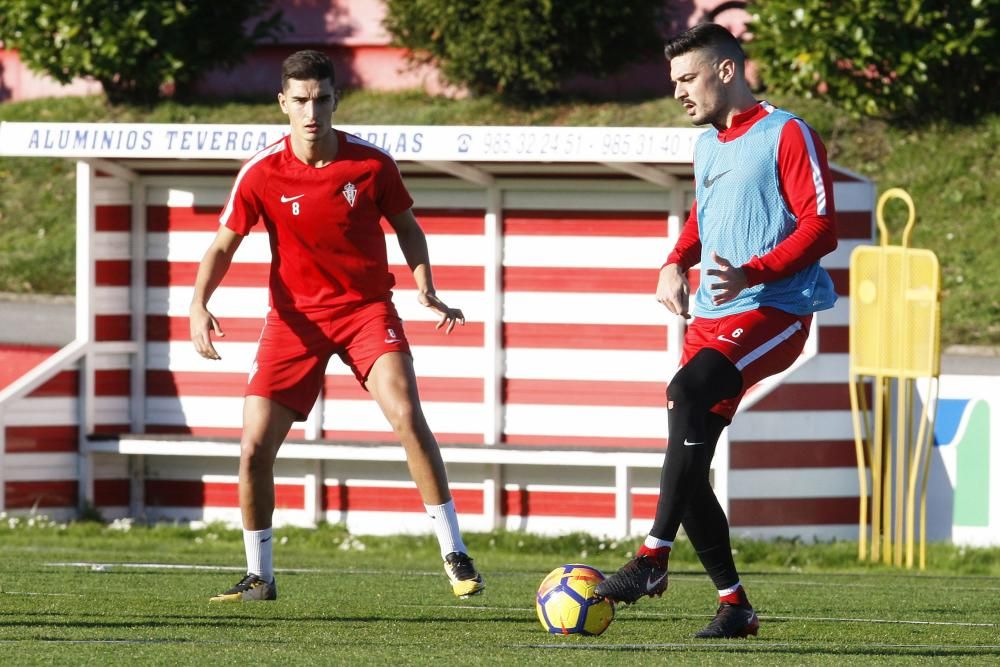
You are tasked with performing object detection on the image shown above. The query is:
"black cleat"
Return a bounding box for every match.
[695,603,760,638]
[209,573,277,602]
[443,552,485,598]
[593,555,668,604]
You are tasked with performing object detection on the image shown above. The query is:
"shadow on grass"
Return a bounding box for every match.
[0,609,533,629]
[512,643,1000,658]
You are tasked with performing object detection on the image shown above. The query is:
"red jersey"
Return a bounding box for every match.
[220,131,414,313]
[666,102,838,286]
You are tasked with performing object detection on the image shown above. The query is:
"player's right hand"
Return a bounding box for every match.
[190,304,225,360]
[656,263,691,319]
[418,291,465,334]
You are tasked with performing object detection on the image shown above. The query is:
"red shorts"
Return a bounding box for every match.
[679,306,812,421]
[247,299,411,420]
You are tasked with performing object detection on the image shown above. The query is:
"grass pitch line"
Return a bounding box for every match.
[43,562,444,576]
[39,562,1000,589]
[44,561,322,573]
[408,603,997,629]
[513,642,795,650]
[760,613,998,628]
[761,579,1000,593]
[0,639,238,645]
[629,608,998,628]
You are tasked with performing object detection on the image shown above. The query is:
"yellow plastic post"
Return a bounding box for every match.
[849,188,941,569]
[848,377,869,560]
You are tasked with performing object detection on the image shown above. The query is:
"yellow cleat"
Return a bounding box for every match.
[209,573,277,602]
[444,552,485,598]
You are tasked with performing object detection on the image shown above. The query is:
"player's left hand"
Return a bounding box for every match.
[706,251,748,306]
[419,291,465,334]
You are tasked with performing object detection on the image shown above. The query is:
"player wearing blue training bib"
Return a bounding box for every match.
[596,24,839,641]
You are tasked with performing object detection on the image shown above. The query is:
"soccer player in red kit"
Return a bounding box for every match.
[595,24,838,638]
[189,50,484,601]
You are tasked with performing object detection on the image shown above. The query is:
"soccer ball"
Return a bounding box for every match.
[535,564,615,636]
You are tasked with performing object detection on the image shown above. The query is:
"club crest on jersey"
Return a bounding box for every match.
[342,182,357,207]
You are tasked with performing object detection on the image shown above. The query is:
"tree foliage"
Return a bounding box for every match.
[0,0,289,105]
[383,0,664,100]
[747,0,1000,122]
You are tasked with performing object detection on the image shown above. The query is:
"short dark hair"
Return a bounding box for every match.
[664,22,745,64]
[281,50,336,90]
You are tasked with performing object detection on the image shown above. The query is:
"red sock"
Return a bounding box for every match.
[637,544,671,567]
[720,585,750,607]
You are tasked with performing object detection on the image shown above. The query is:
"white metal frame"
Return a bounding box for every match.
[87,437,666,536]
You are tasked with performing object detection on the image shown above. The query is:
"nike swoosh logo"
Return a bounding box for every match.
[260,536,272,544]
[717,335,739,345]
[703,169,732,188]
[384,338,401,344]
[280,194,305,203]
[683,440,704,447]
[646,572,668,591]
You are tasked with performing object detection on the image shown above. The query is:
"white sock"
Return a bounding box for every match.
[244,527,274,582]
[424,499,467,559]
[644,535,674,550]
[718,581,743,597]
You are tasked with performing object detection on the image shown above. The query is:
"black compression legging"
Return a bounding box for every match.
[650,348,743,590]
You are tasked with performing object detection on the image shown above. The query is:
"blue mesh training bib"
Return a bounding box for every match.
[691,106,837,318]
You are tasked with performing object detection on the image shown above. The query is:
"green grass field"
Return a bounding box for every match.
[1,520,998,665]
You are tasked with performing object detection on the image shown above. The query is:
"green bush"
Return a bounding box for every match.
[747,0,1000,122]
[0,0,289,105]
[383,0,663,100]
